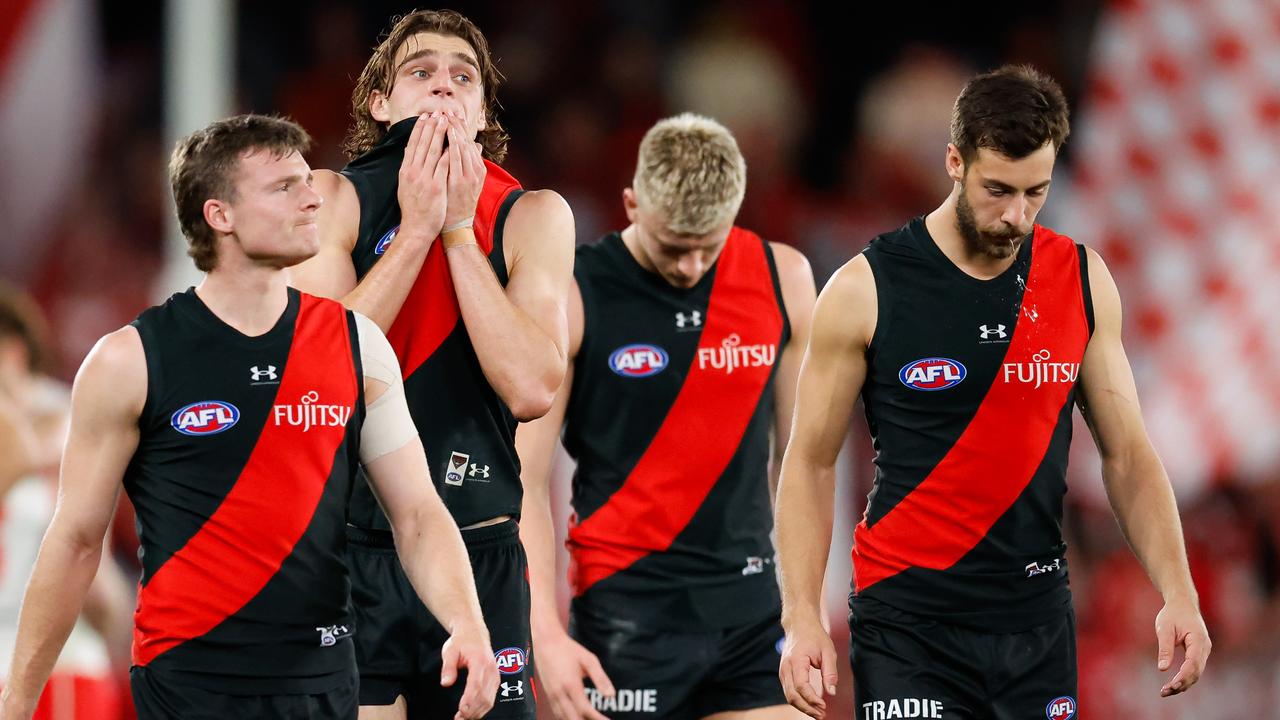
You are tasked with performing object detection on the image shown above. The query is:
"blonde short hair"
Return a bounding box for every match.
[632,113,746,235]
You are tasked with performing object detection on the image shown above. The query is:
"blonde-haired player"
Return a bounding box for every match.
[519,113,816,719]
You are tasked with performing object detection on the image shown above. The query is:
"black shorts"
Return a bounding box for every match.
[849,597,1078,720]
[129,664,357,719]
[570,605,788,719]
[347,519,535,718]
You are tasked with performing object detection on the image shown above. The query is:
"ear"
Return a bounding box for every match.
[203,198,234,236]
[369,90,390,124]
[622,188,639,224]
[945,143,966,184]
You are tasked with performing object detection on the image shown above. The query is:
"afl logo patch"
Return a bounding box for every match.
[373,225,399,255]
[495,647,527,675]
[899,357,966,391]
[171,401,240,436]
[1045,696,1076,720]
[608,344,668,378]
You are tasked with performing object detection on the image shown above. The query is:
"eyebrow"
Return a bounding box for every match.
[985,179,1052,193]
[263,172,310,189]
[396,49,480,74]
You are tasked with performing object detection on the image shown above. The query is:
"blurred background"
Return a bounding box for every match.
[1,0,1278,717]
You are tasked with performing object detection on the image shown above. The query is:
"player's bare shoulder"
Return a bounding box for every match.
[768,241,818,347]
[768,242,814,291]
[313,169,361,253]
[75,326,147,419]
[503,188,575,258]
[816,253,878,351]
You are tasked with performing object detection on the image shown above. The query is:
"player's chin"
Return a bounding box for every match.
[275,242,320,269]
[981,235,1021,259]
[292,226,321,255]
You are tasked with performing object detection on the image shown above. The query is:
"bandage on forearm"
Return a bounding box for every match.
[441,224,477,250]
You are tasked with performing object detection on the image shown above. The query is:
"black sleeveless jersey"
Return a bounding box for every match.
[564,228,790,631]
[344,117,525,529]
[853,217,1094,631]
[126,287,364,692]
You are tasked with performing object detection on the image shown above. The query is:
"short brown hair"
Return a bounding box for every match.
[344,9,508,162]
[169,114,312,272]
[0,282,52,374]
[951,64,1070,165]
[633,113,746,236]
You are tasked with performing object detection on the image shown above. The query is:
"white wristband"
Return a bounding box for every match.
[442,216,474,234]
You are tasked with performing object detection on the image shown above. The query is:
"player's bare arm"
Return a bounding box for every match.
[1076,248,1209,698]
[355,315,497,720]
[775,256,875,720]
[441,118,575,420]
[363,431,498,720]
[515,282,615,720]
[291,115,450,331]
[0,328,144,719]
[768,243,817,499]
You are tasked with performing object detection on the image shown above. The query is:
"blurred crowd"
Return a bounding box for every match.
[1,0,1277,717]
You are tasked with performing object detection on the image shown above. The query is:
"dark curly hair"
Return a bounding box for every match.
[951,64,1070,165]
[343,9,509,162]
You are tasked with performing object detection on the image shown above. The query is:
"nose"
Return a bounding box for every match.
[676,253,704,283]
[301,183,323,212]
[430,75,454,97]
[1000,194,1028,228]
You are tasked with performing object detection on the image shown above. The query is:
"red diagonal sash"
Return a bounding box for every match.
[568,228,783,595]
[853,227,1089,591]
[133,295,357,665]
[386,162,520,379]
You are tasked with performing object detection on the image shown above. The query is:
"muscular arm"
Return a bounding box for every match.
[769,243,817,501]
[515,283,613,720]
[514,367,572,642]
[81,546,133,670]
[0,329,144,718]
[364,430,485,636]
[516,280,581,644]
[290,116,450,332]
[354,313,496,716]
[776,256,875,718]
[1076,248,1209,696]
[363,431,496,717]
[447,189,575,421]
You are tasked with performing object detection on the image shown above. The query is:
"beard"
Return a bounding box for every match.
[956,189,1028,260]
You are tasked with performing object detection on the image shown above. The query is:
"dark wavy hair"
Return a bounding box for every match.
[951,64,1070,165]
[343,9,509,162]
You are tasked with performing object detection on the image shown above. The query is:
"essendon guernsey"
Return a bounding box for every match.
[125,288,364,693]
[854,218,1094,631]
[563,228,790,631]
[345,117,526,529]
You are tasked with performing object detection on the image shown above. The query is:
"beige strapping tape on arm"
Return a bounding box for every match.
[354,312,419,463]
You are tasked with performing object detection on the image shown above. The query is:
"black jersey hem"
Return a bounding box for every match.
[138,639,356,694]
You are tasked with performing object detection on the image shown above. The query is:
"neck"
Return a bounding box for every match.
[619,224,656,273]
[924,188,1021,281]
[195,260,291,337]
